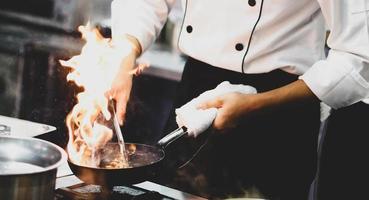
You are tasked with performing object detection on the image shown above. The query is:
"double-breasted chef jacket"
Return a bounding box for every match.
[111,0,369,109]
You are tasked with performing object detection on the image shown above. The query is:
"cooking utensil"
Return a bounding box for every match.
[111,100,128,164]
[67,126,188,187]
[0,136,67,200]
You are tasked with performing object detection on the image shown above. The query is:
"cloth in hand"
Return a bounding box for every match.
[175,81,257,137]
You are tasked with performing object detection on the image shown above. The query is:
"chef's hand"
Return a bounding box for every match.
[198,92,259,132]
[198,80,319,132]
[106,35,142,125]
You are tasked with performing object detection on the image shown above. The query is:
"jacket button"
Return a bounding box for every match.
[248,0,256,6]
[186,25,193,33]
[235,43,244,51]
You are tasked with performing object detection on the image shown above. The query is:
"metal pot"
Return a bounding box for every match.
[0,136,67,200]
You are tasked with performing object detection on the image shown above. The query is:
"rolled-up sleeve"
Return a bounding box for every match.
[300,0,369,109]
[111,0,176,52]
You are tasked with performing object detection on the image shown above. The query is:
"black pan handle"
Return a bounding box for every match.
[157,126,188,148]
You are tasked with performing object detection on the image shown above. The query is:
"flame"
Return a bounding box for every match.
[60,23,133,167]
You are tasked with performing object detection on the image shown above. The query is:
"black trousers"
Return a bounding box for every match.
[317,102,369,200]
[160,57,320,200]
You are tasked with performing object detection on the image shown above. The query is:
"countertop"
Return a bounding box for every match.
[56,161,207,200]
[0,115,56,137]
[138,44,186,82]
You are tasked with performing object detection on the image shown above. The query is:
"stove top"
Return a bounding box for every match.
[55,159,207,200]
[55,183,176,200]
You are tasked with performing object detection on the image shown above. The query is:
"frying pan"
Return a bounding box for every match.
[67,126,187,187]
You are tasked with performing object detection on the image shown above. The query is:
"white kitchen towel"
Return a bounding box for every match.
[175,81,257,137]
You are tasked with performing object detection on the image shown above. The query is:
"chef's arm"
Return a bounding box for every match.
[251,0,369,121]
[251,80,319,114]
[124,34,142,57]
[198,80,319,131]
[109,0,176,124]
[111,0,175,53]
[300,0,369,109]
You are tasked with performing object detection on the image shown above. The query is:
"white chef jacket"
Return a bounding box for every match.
[111,0,369,109]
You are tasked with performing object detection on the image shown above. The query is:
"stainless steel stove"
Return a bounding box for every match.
[55,183,176,200]
[56,162,207,200]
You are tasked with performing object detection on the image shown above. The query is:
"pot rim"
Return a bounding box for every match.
[0,135,67,176]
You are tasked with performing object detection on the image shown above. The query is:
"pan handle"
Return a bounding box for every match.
[157,126,187,148]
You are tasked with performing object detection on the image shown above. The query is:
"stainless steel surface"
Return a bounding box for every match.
[0,136,67,200]
[55,173,208,200]
[138,44,185,81]
[0,115,56,137]
[0,124,11,136]
[157,126,187,147]
[135,181,208,200]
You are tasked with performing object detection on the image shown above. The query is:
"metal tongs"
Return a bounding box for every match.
[110,100,128,163]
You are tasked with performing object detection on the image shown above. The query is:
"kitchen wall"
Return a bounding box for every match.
[0,52,21,116]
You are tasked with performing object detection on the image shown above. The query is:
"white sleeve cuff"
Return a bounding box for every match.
[300,51,369,109]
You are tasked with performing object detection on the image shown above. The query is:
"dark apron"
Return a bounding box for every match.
[160,57,320,199]
[317,102,369,199]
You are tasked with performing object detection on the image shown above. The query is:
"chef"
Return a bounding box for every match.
[108,0,369,199]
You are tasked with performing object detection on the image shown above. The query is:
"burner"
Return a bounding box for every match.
[55,183,176,200]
